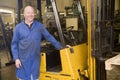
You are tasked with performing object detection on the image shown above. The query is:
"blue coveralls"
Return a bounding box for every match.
[11,20,62,80]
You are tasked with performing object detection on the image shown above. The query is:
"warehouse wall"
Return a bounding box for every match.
[115,0,120,11]
[56,0,73,12]
[0,7,15,24]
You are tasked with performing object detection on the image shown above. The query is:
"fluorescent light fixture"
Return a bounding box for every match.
[0,9,13,13]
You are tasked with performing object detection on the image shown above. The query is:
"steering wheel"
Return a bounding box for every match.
[66,26,74,31]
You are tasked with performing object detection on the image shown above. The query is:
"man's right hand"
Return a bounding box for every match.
[15,59,22,68]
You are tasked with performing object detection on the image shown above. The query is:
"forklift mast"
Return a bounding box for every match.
[87,0,115,80]
[50,0,66,47]
[77,0,87,41]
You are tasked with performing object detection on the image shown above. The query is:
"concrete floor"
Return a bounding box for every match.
[0,49,120,80]
[0,65,16,80]
[107,65,120,80]
[0,49,16,80]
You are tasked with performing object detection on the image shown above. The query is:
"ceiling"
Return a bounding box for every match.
[0,0,17,9]
[0,0,39,10]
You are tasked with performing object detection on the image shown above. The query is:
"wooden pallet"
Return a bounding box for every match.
[105,54,120,70]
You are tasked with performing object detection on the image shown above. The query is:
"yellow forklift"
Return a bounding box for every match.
[39,0,117,80]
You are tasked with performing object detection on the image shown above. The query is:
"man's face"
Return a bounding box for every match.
[23,6,35,22]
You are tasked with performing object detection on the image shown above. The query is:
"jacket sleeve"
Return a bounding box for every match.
[11,26,19,60]
[40,24,62,50]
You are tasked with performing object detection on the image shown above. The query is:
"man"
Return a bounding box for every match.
[11,6,62,80]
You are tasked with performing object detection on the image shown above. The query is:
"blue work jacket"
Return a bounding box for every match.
[11,20,62,80]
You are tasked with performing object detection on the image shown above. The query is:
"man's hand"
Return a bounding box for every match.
[15,59,22,68]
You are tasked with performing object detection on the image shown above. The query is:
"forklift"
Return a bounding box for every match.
[16,0,118,80]
[39,0,117,80]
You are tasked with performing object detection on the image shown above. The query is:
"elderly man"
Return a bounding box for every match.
[11,5,62,80]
